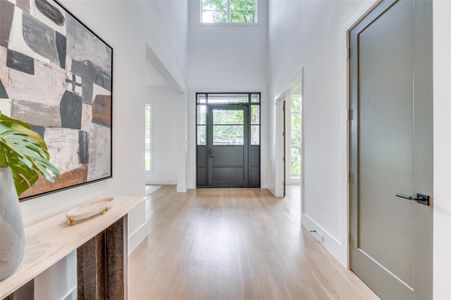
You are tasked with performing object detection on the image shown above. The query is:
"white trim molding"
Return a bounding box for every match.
[128,221,148,255]
[302,213,346,265]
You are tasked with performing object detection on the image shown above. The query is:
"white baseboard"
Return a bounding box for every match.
[128,221,148,255]
[268,184,279,197]
[146,178,177,185]
[301,213,346,266]
[268,186,275,195]
[268,186,285,198]
[176,184,187,193]
[60,285,76,300]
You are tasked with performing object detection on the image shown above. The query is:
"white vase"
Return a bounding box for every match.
[0,168,25,280]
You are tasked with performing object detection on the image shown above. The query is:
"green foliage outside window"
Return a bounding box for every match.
[213,109,244,145]
[251,105,259,124]
[201,0,257,23]
[290,96,302,178]
[214,125,244,145]
[213,110,243,124]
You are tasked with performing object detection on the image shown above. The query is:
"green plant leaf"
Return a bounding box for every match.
[9,157,39,195]
[0,113,60,196]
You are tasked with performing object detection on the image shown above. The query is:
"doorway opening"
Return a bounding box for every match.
[275,79,302,199]
[196,93,261,188]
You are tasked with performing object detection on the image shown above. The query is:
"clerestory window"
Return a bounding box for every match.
[201,0,257,24]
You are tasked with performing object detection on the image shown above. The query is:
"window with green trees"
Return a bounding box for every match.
[201,0,257,24]
[290,95,301,178]
[213,110,244,145]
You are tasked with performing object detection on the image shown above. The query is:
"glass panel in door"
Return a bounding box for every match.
[207,105,248,187]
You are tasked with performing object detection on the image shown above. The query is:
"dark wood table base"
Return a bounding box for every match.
[4,216,128,300]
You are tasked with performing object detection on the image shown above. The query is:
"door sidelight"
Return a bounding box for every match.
[395,193,430,206]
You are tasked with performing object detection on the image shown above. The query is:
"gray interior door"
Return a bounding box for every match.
[207,105,249,187]
[349,0,433,299]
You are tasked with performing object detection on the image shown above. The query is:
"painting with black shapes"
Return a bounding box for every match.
[0,0,112,200]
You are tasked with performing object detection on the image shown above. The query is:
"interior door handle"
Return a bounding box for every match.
[395,193,430,206]
[207,148,214,158]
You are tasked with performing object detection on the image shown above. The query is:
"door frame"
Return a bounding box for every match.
[273,69,304,198]
[344,0,384,267]
[195,92,262,188]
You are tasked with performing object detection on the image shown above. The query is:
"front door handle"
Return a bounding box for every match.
[207,148,214,158]
[395,193,430,206]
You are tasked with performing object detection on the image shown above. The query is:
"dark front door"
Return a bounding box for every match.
[349,0,433,299]
[207,105,249,187]
[196,93,260,188]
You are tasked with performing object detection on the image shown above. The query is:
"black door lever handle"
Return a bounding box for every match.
[395,193,414,200]
[395,193,430,206]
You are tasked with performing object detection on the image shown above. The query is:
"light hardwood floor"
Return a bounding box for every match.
[129,186,379,300]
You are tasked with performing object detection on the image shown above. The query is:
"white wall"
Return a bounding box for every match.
[186,0,269,188]
[142,0,189,92]
[18,1,188,299]
[155,0,189,80]
[433,0,451,297]
[268,0,373,264]
[145,86,181,185]
[144,0,189,192]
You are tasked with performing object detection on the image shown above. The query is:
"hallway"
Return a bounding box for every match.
[129,186,378,299]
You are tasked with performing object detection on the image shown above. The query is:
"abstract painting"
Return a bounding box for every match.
[0,0,113,200]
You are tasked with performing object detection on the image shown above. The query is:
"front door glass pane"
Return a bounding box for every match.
[251,125,259,145]
[208,94,248,104]
[197,105,206,124]
[197,125,206,145]
[213,125,244,145]
[251,105,259,124]
[197,94,207,103]
[213,109,244,124]
[251,93,260,103]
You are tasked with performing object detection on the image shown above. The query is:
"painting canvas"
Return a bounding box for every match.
[0,0,113,200]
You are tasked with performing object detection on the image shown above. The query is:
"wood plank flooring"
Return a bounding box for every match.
[128,186,378,300]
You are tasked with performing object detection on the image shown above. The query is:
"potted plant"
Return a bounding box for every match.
[0,113,59,280]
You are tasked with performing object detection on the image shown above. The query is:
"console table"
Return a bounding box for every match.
[0,196,146,300]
